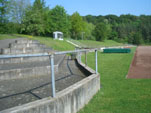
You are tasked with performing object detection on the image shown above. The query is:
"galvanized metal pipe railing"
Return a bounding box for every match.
[0,48,99,98]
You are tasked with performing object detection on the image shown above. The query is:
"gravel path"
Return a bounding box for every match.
[0,56,87,111]
[127,46,151,78]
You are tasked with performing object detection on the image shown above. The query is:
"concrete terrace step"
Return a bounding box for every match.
[0,57,87,111]
[9,43,47,49]
[15,39,39,44]
[0,56,49,65]
[0,54,64,65]
[1,47,52,54]
[0,38,53,55]
[0,55,65,80]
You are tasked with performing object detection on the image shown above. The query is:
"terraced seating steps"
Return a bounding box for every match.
[0,39,52,55]
[0,38,65,80]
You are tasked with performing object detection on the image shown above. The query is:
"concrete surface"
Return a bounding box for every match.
[1,58,100,113]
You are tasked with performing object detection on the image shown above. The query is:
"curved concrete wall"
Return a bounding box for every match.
[1,60,100,113]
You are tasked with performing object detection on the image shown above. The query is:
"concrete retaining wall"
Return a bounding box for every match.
[1,59,100,113]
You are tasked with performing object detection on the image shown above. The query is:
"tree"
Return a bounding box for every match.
[133,32,143,45]
[94,22,111,41]
[49,5,71,37]
[83,22,95,40]
[7,0,30,24]
[0,0,8,33]
[21,0,46,35]
[70,12,85,39]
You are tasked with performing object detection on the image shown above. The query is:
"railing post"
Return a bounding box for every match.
[79,52,81,63]
[85,51,87,66]
[95,50,98,74]
[50,54,56,97]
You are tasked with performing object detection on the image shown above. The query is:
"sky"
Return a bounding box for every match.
[34,0,151,16]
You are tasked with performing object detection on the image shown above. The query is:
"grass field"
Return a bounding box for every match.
[79,48,151,113]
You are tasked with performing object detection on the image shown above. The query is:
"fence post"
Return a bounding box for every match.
[79,52,81,63]
[95,50,98,74]
[50,54,56,97]
[85,51,87,66]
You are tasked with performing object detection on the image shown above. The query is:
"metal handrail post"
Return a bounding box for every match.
[85,51,87,66]
[79,52,81,63]
[95,50,98,74]
[50,54,56,97]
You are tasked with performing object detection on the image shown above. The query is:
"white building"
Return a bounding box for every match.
[53,31,63,40]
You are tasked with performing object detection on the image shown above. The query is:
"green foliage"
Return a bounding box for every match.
[0,0,8,22]
[133,32,144,45]
[0,0,8,33]
[94,22,111,41]
[21,0,46,35]
[70,12,85,39]
[7,0,30,24]
[83,22,95,40]
[49,5,71,37]
[0,1,151,45]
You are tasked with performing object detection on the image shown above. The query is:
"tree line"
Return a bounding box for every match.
[0,0,151,45]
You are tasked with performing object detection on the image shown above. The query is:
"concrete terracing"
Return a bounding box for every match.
[0,38,100,113]
[0,38,65,80]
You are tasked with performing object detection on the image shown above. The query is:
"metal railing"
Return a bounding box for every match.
[0,49,98,98]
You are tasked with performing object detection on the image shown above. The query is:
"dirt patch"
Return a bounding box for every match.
[127,46,151,78]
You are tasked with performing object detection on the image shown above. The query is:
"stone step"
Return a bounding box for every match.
[0,55,65,80]
[1,47,52,54]
[0,65,58,80]
[9,43,47,49]
[15,39,39,44]
[0,54,64,65]
[0,56,49,65]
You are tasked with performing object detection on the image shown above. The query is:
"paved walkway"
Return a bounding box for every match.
[127,46,151,78]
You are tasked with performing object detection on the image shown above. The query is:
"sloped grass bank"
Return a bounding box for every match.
[78,40,124,48]
[0,34,75,51]
[80,48,151,113]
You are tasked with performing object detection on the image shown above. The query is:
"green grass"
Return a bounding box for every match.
[31,36,75,51]
[75,39,124,48]
[79,48,151,113]
[0,34,75,51]
[0,34,124,51]
[0,34,20,40]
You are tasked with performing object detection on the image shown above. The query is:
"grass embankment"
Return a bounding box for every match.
[0,34,75,51]
[79,47,151,113]
[0,34,19,40]
[69,39,124,48]
[0,34,124,51]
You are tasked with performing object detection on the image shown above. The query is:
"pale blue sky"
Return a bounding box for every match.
[32,0,151,16]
